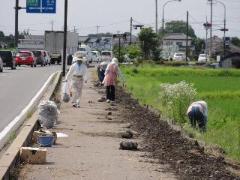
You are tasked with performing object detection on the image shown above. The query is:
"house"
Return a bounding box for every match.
[78,33,138,51]
[161,33,192,59]
[207,36,223,56]
[221,52,240,68]
[78,36,88,46]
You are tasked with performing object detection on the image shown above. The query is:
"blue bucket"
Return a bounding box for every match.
[38,135,54,147]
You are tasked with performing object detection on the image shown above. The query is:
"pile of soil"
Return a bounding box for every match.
[115,86,240,180]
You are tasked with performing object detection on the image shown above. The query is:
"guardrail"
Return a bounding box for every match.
[0,71,61,179]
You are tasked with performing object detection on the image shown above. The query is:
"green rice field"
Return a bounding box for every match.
[121,64,240,161]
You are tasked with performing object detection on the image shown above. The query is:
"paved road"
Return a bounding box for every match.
[0,65,61,132]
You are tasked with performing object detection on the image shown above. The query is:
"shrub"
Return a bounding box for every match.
[159,81,197,124]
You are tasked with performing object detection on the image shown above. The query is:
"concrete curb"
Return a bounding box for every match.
[0,72,57,150]
[0,71,61,179]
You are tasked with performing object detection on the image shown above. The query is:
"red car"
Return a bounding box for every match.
[16,51,36,67]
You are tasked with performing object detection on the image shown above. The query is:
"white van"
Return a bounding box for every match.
[198,54,209,63]
[101,51,112,62]
[79,44,92,64]
[91,51,101,63]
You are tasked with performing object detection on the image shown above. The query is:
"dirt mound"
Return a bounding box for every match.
[115,87,240,180]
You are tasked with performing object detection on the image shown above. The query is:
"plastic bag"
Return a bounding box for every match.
[38,100,59,129]
[62,81,70,103]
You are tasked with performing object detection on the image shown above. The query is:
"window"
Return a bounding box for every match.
[176,42,183,46]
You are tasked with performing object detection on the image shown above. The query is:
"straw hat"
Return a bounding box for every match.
[73,51,87,62]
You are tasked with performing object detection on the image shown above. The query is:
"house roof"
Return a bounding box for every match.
[86,37,100,43]
[163,33,192,41]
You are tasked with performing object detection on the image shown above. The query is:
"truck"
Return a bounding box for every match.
[44,31,78,64]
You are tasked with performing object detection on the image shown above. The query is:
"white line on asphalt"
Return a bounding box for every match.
[0,72,57,150]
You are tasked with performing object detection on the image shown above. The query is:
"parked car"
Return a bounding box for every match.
[173,52,186,61]
[43,50,51,65]
[32,50,46,66]
[91,51,101,63]
[198,54,209,63]
[0,56,3,72]
[16,51,36,67]
[101,51,112,62]
[0,50,16,69]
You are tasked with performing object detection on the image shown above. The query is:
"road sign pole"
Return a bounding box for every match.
[15,0,19,48]
[62,0,68,76]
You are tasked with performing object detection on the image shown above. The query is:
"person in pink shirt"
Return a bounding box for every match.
[103,58,120,102]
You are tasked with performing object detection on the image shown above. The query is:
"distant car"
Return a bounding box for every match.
[198,54,208,63]
[79,44,92,64]
[173,52,186,61]
[101,51,112,62]
[32,50,46,66]
[0,56,3,72]
[0,50,16,69]
[91,51,101,63]
[16,51,36,67]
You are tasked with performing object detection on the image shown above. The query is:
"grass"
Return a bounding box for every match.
[121,64,240,161]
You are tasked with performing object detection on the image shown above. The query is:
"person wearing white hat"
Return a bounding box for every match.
[102,58,120,102]
[65,52,88,108]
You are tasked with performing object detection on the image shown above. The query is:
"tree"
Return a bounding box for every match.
[138,28,159,59]
[231,37,240,47]
[112,45,127,62]
[0,31,5,38]
[126,44,142,59]
[192,38,205,58]
[164,20,196,38]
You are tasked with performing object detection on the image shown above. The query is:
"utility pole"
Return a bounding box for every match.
[155,0,158,33]
[205,17,208,55]
[203,18,211,60]
[51,20,54,31]
[130,17,133,45]
[186,11,189,62]
[15,0,19,48]
[217,0,227,59]
[96,25,100,34]
[62,0,68,77]
[210,0,213,59]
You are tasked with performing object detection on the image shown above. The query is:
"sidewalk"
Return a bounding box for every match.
[19,70,177,180]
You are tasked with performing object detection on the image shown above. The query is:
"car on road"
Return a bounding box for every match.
[198,54,209,63]
[0,56,3,72]
[0,50,16,69]
[32,50,46,66]
[16,51,36,67]
[101,51,112,62]
[91,51,101,63]
[173,52,186,61]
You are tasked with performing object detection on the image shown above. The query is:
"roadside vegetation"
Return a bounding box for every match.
[121,64,240,161]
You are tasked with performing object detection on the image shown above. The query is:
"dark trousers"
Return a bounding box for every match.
[106,85,115,101]
[188,106,207,132]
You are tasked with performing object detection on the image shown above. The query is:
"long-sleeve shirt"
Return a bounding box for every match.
[66,62,88,81]
[103,62,120,86]
[187,101,208,117]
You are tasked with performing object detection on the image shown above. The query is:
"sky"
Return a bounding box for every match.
[0,0,239,38]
